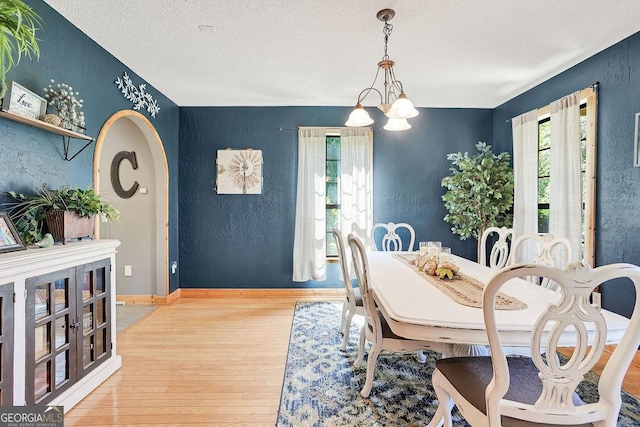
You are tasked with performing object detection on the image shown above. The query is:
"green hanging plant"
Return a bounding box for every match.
[0,0,42,99]
[441,142,514,262]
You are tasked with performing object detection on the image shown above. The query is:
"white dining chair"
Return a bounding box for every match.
[348,234,438,398]
[510,232,574,290]
[333,228,365,351]
[479,226,514,269]
[431,261,640,427]
[371,222,415,252]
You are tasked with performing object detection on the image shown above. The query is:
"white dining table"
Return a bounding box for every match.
[367,251,630,355]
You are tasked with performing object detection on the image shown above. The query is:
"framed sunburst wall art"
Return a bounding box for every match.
[216,149,263,194]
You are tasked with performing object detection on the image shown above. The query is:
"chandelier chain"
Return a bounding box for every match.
[382,22,393,59]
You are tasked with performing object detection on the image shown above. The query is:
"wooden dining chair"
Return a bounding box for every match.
[371,222,416,252]
[431,261,640,427]
[332,228,365,351]
[479,226,514,269]
[348,233,438,398]
[510,232,574,290]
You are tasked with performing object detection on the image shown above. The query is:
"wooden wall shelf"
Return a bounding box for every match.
[0,110,94,161]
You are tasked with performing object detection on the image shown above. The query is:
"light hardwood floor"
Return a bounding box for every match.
[66,296,640,426]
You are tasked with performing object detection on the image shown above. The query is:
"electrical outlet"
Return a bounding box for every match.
[124,265,132,276]
[592,291,602,307]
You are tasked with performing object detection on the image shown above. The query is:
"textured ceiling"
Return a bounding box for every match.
[43,0,640,108]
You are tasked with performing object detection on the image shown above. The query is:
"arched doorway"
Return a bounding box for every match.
[93,110,169,300]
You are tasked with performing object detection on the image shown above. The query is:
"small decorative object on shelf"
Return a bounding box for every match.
[43,113,62,126]
[43,79,86,133]
[2,80,47,119]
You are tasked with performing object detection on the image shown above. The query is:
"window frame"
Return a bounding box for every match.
[535,87,597,265]
[325,131,341,260]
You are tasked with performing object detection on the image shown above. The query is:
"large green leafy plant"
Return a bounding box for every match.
[4,186,119,245]
[0,0,42,99]
[441,142,514,262]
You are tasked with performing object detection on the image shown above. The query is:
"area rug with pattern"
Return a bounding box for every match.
[276,301,640,426]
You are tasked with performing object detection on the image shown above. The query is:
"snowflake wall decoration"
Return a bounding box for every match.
[115,72,161,118]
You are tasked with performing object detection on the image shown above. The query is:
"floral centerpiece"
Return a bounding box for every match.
[43,79,86,132]
[412,254,461,279]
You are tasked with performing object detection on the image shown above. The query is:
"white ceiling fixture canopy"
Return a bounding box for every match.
[345,8,419,131]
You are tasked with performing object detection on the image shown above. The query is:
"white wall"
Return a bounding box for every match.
[99,118,156,296]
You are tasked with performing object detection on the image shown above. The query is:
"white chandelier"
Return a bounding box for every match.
[345,9,419,131]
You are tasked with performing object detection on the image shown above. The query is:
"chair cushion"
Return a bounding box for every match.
[350,287,363,307]
[366,311,404,340]
[435,356,591,427]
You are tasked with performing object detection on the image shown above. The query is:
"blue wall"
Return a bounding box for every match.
[493,31,640,317]
[0,1,181,292]
[178,106,493,287]
[14,1,636,316]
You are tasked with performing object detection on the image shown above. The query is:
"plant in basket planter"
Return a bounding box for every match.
[43,79,86,132]
[4,186,119,245]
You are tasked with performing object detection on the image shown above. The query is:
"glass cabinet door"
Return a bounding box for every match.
[76,258,111,378]
[25,269,75,405]
[24,257,112,405]
[0,283,14,405]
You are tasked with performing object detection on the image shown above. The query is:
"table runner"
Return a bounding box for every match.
[394,254,527,310]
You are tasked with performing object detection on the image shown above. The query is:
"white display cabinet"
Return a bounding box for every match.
[0,239,121,411]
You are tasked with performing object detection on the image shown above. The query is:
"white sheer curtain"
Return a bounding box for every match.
[550,91,581,264]
[292,128,327,281]
[512,110,539,262]
[339,127,373,255]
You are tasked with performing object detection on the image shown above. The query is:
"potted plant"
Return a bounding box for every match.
[4,186,119,245]
[0,0,42,99]
[441,142,514,262]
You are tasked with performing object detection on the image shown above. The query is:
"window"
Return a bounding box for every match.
[293,127,372,282]
[326,134,340,257]
[537,117,550,232]
[537,107,588,232]
[535,88,596,263]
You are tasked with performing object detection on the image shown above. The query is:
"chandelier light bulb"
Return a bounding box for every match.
[345,104,374,127]
[383,117,411,131]
[386,93,419,119]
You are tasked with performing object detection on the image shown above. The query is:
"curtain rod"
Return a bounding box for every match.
[278,126,381,131]
[504,82,599,123]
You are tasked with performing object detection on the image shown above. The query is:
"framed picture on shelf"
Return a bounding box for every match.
[1,80,47,120]
[635,113,640,167]
[0,212,26,254]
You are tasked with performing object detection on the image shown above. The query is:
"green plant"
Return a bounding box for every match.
[0,0,42,99]
[4,186,119,245]
[441,142,514,262]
